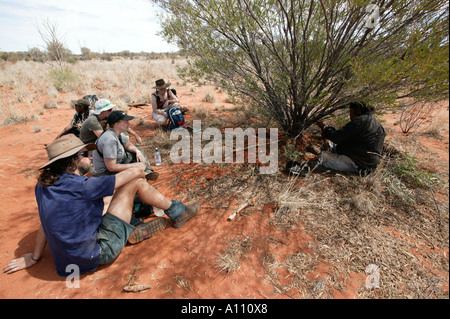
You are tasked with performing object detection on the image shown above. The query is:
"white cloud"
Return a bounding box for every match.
[0,0,177,53]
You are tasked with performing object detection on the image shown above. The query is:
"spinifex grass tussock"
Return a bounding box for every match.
[49,68,81,93]
[0,100,40,126]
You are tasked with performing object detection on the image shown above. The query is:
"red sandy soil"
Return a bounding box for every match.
[0,83,448,299]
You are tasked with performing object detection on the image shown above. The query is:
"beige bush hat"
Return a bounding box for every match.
[39,134,97,170]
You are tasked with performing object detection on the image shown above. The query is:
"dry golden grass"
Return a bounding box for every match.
[0,58,187,125]
[216,236,253,274]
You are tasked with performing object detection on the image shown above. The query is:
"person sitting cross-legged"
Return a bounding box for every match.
[151,79,189,126]
[288,102,386,177]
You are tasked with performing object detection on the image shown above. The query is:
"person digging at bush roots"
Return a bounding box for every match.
[2,134,199,276]
[288,101,386,177]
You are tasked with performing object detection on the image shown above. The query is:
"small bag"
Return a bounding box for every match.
[82,95,98,108]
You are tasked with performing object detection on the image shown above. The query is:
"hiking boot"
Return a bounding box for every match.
[128,217,167,244]
[308,160,329,173]
[145,171,159,181]
[172,202,199,228]
[289,165,309,177]
[286,160,309,177]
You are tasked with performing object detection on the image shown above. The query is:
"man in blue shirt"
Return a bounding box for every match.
[3,134,198,276]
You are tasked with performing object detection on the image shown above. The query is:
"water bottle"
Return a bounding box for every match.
[154,148,162,166]
[154,207,165,217]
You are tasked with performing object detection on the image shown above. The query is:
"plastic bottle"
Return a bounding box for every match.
[154,148,162,166]
[154,207,165,217]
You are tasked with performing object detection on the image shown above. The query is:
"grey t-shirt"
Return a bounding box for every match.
[92,129,129,176]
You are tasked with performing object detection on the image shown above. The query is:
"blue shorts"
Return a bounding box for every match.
[97,213,135,265]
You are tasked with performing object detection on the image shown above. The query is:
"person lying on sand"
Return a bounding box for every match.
[2,134,198,276]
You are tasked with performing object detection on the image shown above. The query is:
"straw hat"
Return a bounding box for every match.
[39,134,96,170]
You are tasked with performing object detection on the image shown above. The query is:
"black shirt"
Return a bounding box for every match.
[323,113,386,171]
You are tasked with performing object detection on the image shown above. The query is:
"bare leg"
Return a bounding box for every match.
[102,196,112,216]
[106,177,172,223]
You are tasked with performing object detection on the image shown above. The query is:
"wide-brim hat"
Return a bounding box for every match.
[94,98,115,115]
[153,79,171,89]
[39,134,97,170]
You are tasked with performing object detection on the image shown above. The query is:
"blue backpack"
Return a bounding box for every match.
[166,107,188,131]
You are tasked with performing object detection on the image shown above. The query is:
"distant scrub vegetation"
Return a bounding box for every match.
[0,48,183,63]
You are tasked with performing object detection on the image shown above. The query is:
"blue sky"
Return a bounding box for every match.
[0,0,178,53]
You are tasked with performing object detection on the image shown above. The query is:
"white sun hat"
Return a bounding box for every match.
[93,98,115,115]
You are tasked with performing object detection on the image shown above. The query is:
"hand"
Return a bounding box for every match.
[3,253,38,274]
[133,162,146,171]
[316,121,325,129]
[134,135,142,145]
[135,150,146,163]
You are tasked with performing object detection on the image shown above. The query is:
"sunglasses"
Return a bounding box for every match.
[75,151,89,157]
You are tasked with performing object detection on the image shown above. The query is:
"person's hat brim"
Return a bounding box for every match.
[106,111,135,125]
[153,82,171,89]
[121,114,134,121]
[72,99,91,108]
[93,103,115,115]
[39,143,96,170]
